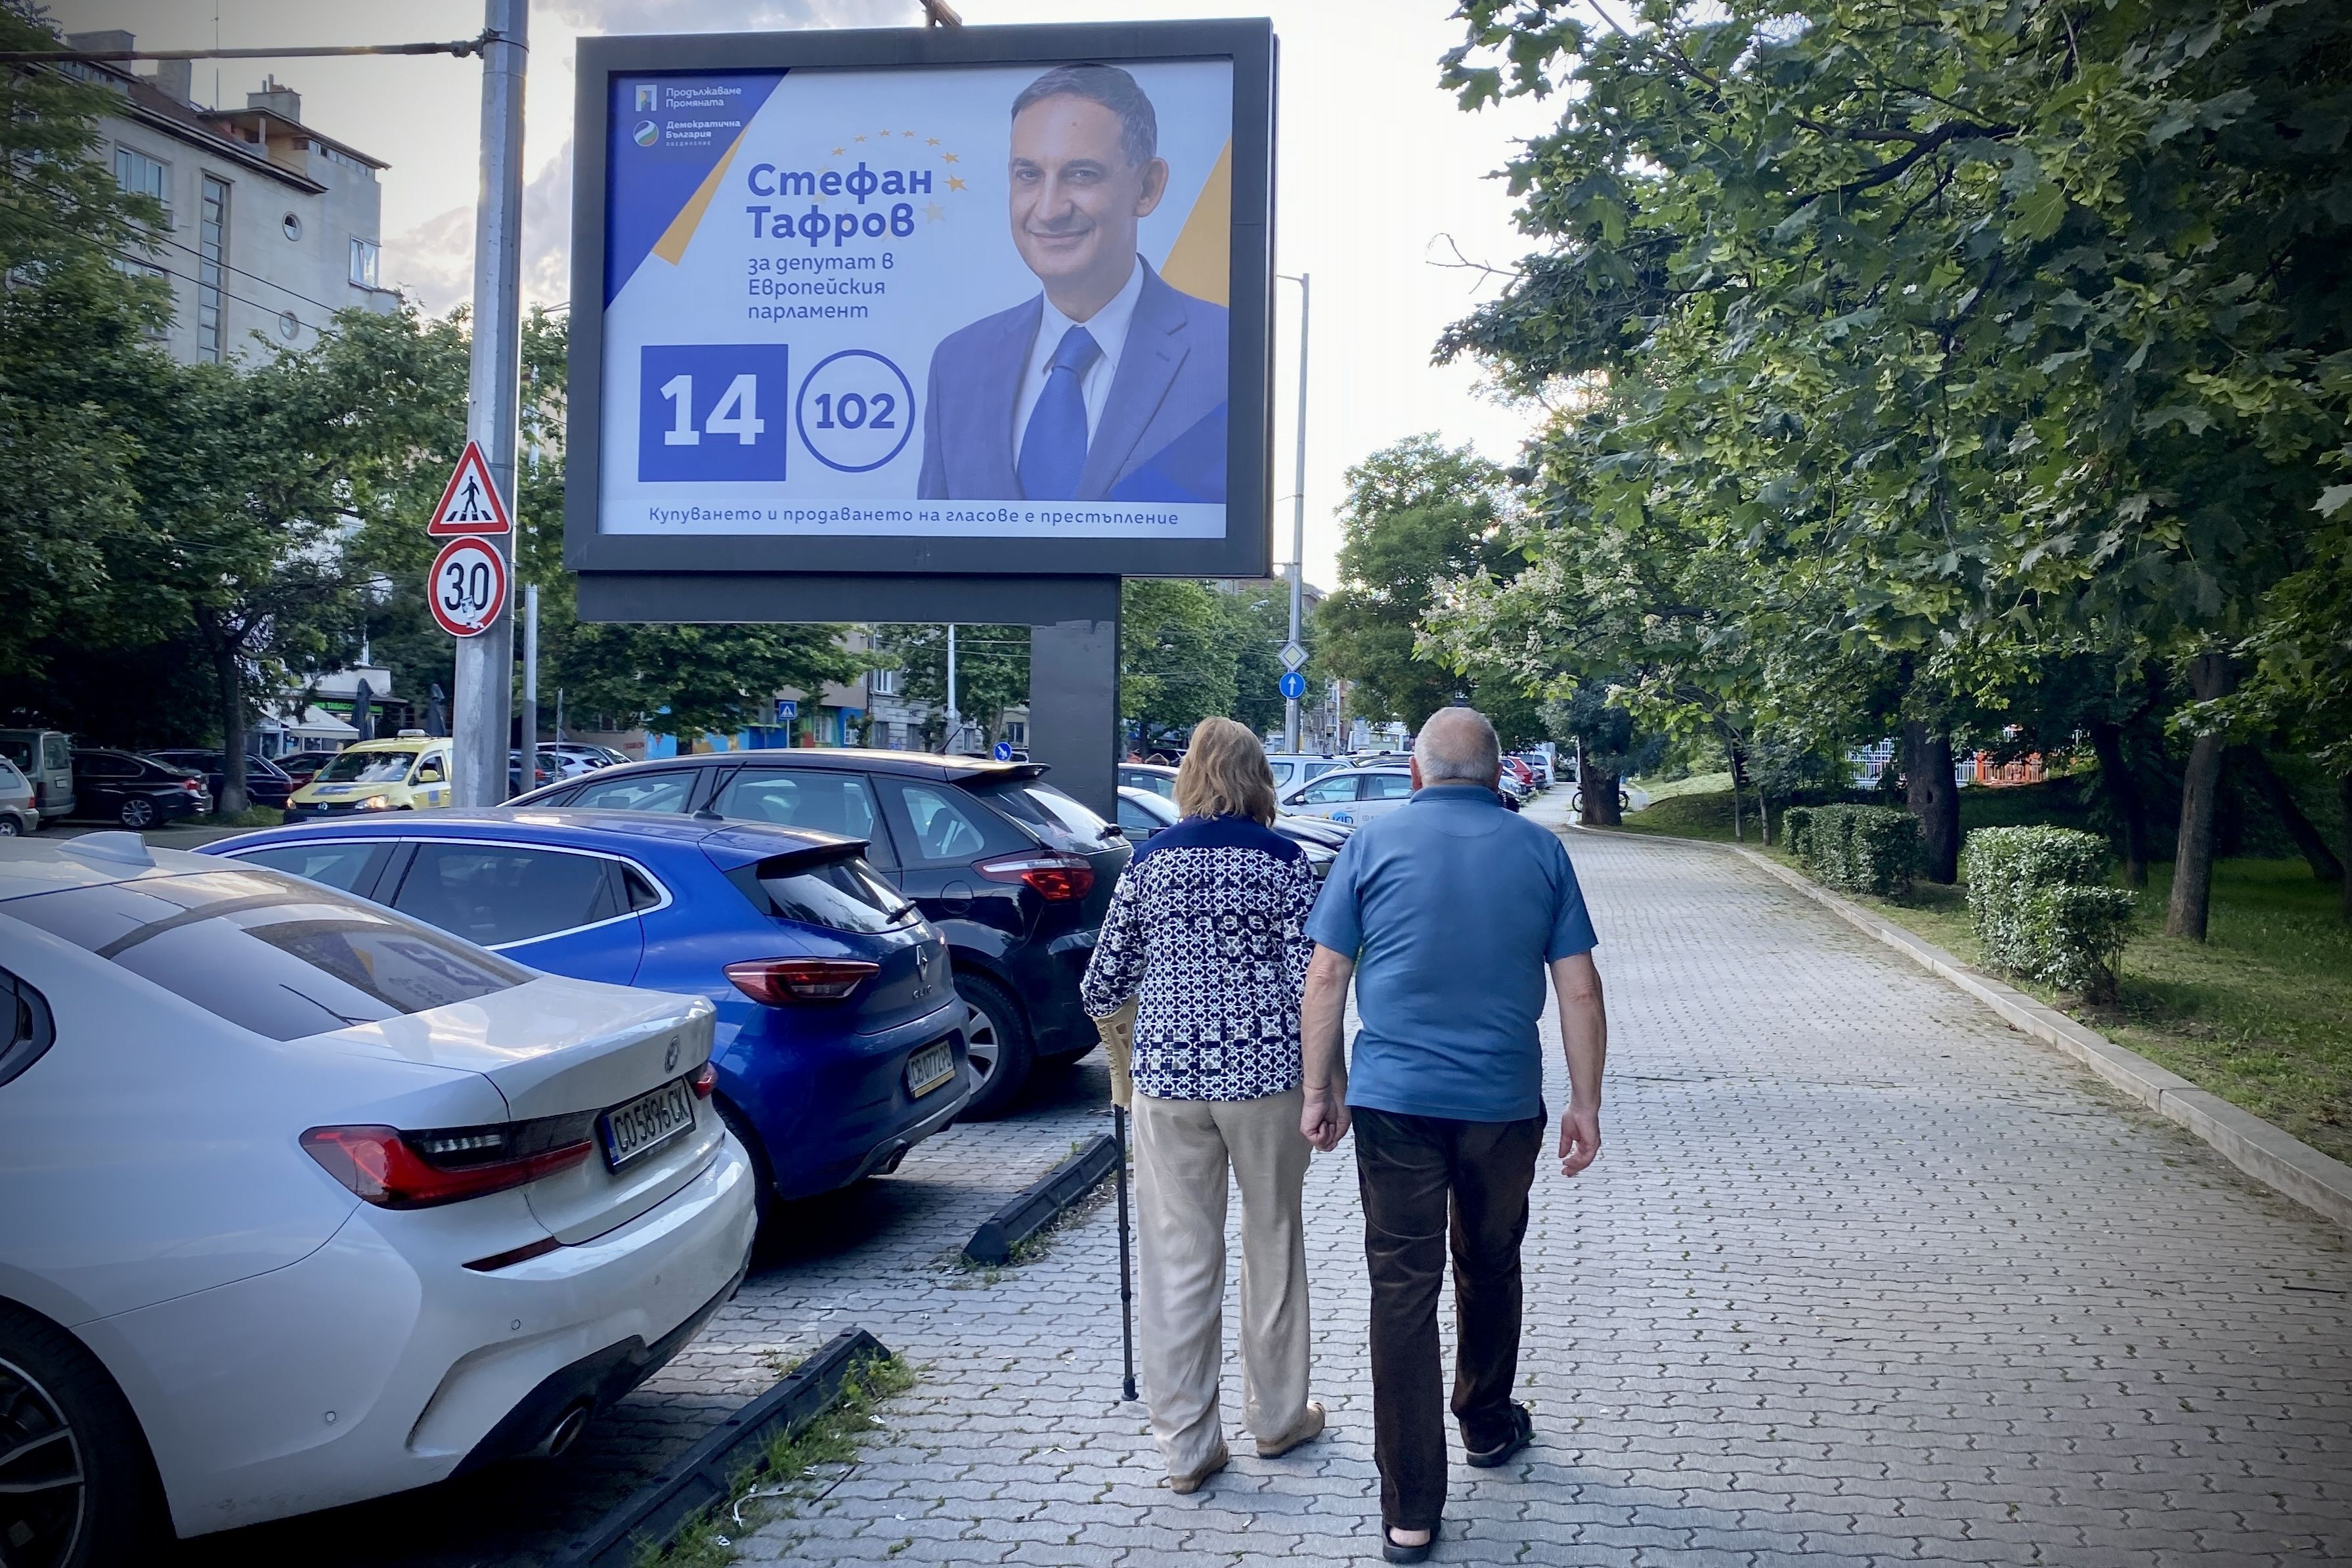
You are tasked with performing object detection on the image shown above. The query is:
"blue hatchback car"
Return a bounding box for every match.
[203,810,974,1221]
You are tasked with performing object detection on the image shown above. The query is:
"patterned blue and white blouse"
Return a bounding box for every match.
[1079,813,1320,1102]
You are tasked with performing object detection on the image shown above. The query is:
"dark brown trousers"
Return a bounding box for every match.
[1353,1104,1545,1532]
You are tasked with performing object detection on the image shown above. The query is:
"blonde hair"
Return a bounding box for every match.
[1173,717,1278,825]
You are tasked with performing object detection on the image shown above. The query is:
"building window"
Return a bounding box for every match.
[349,238,380,290]
[113,145,170,225]
[870,666,900,696]
[196,175,229,362]
[1003,720,1028,746]
[277,311,301,340]
[281,211,302,240]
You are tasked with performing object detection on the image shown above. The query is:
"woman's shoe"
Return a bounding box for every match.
[1380,1519,1439,1563]
[1256,1401,1327,1458]
[1464,1403,1534,1468]
[1167,1443,1229,1495]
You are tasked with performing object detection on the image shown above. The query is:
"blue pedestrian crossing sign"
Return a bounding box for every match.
[993,741,1014,761]
[1278,670,1308,701]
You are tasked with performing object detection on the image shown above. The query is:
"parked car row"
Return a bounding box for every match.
[0,831,759,1554]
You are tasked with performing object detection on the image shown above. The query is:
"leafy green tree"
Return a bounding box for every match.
[1121,579,1242,747]
[1315,436,1537,736]
[0,14,171,684]
[880,624,1030,750]
[1436,0,2352,916]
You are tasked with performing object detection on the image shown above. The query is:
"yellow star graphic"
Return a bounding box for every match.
[926,137,940,145]
[854,134,867,142]
[902,129,916,137]
[831,146,845,156]
[942,152,960,163]
[922,201,946,222]
[946,175,967,192]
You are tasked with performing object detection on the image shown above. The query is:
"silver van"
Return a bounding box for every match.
[0,731,74,823]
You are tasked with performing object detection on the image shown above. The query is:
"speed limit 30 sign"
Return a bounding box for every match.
[428,537,508,638]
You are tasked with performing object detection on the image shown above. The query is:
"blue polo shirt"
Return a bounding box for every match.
[1304,784,1598,1123]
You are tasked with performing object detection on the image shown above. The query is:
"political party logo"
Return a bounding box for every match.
[634,83,657,112]
[633,119,659,148]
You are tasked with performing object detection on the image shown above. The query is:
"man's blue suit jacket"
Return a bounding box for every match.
[917,261,1228,505]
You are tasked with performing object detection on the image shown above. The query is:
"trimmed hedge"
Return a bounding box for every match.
[1790,804,1921,896]
[1961,826,2138,1000]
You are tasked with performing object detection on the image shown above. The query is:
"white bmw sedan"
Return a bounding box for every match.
[0,835,758,1562]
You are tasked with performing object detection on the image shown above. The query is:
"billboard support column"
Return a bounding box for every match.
[452,0,526,808]
[1028,577,1121,820]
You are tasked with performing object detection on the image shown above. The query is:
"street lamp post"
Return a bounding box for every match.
[1277,272,1309,753]
[451,0,526,806]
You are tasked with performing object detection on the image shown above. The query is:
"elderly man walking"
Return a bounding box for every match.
[1300,707,1609,1563]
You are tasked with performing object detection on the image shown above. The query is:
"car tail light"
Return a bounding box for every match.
[974,849,1095,902]
[691,1062,716,1098]
[724,957,879,1005]
[300,1114,596,1209]
[181,777,202,795]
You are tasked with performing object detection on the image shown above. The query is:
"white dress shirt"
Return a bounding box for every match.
[1011,256,1146,463]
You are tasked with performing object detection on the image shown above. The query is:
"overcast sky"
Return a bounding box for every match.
[53,0,1558,588]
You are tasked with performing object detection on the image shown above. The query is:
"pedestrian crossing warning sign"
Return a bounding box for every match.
[425,441,513,536]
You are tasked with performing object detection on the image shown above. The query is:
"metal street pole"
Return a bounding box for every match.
[1278,273,1309,753]
[521,582,538,773]
[946,622,960,752]
[451,0,526,807]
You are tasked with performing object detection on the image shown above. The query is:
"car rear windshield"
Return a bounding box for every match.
[4,867,529,1040]
[973,780,1113,854]
[314,750,416,784]
[733,853,915,935]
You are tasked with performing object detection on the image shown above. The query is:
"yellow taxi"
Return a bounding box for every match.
[285,732,454,819]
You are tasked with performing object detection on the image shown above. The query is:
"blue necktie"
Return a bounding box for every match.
[1018,324,1102,500]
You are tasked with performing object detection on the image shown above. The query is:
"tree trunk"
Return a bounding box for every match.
[2235,747,2343,882]
[207,621,249,816]
[1902,720,1961,883]
[2088,720,2151,886]
[2164,653,2235,940]
[2340,773,2352,925]
[1578,739,1622,827]
[1728,741,1745,843]
[1758,787,1773,848]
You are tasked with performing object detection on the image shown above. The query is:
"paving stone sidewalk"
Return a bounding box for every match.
[730,802,2352,1567]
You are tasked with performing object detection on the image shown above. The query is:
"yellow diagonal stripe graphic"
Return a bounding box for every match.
[653,127,752,267]
[1158,138,1232,308]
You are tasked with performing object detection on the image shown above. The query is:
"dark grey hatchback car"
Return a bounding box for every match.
[510,751,1129,1118]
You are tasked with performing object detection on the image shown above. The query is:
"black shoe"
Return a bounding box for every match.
[1381,1519,1439,1563]
[1464,1403,1534,1468]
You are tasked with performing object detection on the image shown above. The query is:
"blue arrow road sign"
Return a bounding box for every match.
[1279,670,1308,701]
[993,741,1014,761]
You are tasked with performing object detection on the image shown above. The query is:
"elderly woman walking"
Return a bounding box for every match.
[1081,717,1328,1492]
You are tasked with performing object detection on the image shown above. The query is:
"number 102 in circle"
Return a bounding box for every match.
[636,344,914,482]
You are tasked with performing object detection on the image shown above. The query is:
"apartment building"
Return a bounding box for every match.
[66,31,399,362]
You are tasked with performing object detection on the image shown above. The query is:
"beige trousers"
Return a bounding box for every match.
[1131,1085,1313,1476]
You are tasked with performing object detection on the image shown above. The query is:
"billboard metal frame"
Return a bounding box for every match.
[565,20,1276,584]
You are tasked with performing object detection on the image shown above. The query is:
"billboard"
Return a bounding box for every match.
[566,22,1274,581]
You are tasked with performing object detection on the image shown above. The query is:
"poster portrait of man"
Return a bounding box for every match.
[917,63,1229,505]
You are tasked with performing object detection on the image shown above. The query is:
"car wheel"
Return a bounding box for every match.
[953,970,1035,1121]
[0,1306,167,1568]
[712,1097,776,1233]
[0,816,18,837]
[116,798,156,831]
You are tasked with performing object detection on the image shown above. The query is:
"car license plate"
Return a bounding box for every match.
[905,1041,955,1098]
[601,1078,696,1169]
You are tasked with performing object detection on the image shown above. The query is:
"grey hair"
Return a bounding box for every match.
[1414,706,1501,785]
[1011,63,1158,167]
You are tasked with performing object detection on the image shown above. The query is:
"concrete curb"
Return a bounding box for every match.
[547,1328,893,1568]
[963,1131,1120,1266]
[1712,840,2352,1234]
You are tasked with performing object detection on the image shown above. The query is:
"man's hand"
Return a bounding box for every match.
[1300,1084,1351,1152]
[1557,1103,1601,1177]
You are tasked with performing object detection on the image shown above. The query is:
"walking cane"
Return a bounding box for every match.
[1114,1102,1137,1401]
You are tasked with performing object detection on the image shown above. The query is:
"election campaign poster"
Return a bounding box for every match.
[591,47,1247,555]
